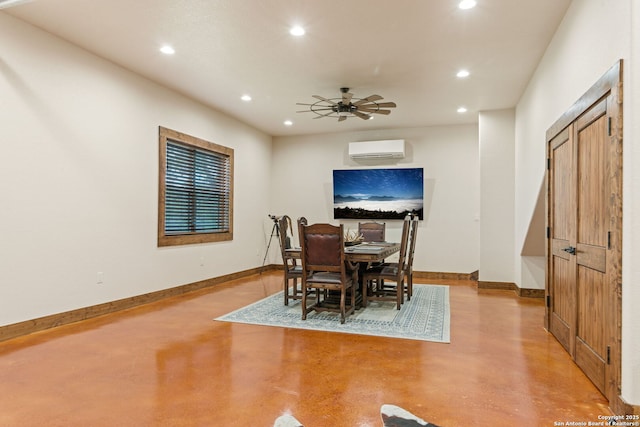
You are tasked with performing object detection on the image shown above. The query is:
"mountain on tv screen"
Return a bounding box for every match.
[333,168,424,220]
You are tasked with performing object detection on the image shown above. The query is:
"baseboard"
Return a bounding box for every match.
[414,271,477,281]
[477,280,544,298]
[612,394,640,416]
[0,265,278,343]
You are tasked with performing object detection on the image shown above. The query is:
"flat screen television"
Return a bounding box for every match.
[333,168,424,220]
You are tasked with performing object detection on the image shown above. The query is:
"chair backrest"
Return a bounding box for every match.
[278,215,294,261]
[296,217,307,248]
[406,216,419,270]
[358,222,385,242]
[396,216,412,270]
[300,223,345,274]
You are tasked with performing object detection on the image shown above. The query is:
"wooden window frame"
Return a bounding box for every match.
[158,126,233,247]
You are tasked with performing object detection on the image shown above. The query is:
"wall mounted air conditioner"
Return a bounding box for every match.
[348,140,405,159]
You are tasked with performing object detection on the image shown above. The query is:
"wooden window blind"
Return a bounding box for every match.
[158,127,233,246]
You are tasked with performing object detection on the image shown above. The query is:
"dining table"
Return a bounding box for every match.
[285,241,400,265]
[285,241,401,308]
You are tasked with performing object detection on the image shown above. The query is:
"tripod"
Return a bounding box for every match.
[262,215,281,267]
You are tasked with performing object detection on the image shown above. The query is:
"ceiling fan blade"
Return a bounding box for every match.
[373,102,397,108]
[313,111,336,119]
[370,109,392,115]
[356,101,397,110]
[297,107,334,112]
[342,92,353,104]
[312,95,338,105]
[338,115,347,122]
[353,111,371,120]
[353,95,383,106]
[355,107,378,113]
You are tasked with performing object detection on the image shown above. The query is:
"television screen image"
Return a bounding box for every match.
[333,168,424,220]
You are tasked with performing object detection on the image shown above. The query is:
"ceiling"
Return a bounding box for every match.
[4,0,572,137]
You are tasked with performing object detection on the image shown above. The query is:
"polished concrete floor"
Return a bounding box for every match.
[0,272,610,426]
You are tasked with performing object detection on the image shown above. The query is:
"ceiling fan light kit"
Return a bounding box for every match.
[297,87,396,122]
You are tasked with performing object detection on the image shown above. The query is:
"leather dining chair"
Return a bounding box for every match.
[278,215,303,305]
[358,221,386,242]
[358,221,387,270]
[300,223,357,324]
[362,215,411,310]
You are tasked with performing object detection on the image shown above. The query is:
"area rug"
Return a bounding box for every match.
[215,284,450,343]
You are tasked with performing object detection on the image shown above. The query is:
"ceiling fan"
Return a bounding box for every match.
[297,87,397,122]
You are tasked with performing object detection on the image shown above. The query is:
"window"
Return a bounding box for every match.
[158,126,233,246]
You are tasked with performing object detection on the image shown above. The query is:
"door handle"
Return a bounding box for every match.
[562,246,576,255]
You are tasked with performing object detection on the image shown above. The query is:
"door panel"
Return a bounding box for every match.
[552,136,573,241]
[550,257,572,353]
[577,266,607,358]
[577,114,608,248]
[576,337,606,393]
[551,239,571,260]
[576,243,606,273]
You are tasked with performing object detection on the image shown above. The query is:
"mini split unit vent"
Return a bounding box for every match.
[348,140,405,159]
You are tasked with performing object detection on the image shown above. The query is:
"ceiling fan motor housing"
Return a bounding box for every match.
[332,103,357,114]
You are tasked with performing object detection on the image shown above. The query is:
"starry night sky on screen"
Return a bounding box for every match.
[333,168,423,199]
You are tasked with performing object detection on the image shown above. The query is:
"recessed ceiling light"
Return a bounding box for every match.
[289,25,305,36]
[458,0,477,10]
[284,120,293,126]
[160,45,175,55]
[241,94,252,102]
[456,69,470,78]
[457,107,468,113]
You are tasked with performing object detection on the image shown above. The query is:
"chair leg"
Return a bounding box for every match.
[396,279,404,310]
[362,279,369,308]
[350,284,356,315]
[284,277,289,306]
[340,288,346,324]
[301,284,307,320]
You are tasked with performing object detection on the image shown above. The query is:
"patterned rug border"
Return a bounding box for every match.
[215,284,450,343]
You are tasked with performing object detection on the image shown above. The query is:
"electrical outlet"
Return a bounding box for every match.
[97,272,104,284]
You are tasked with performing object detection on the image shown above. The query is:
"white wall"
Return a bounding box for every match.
[270,125,480,275]
[625,0,640,407]
[0,14,272,326]
[478,109,515,283]
[515,0,638,406]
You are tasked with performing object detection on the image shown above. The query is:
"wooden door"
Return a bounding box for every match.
[548,127,576,356]
[574,98,609,394]
[545,61,623,408]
